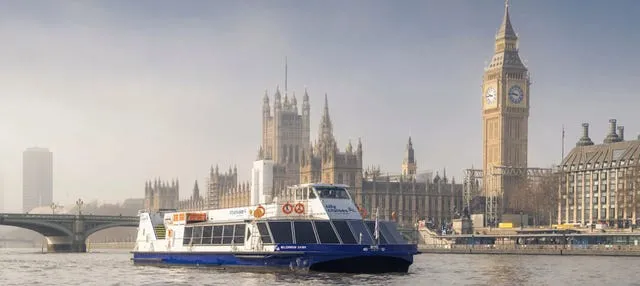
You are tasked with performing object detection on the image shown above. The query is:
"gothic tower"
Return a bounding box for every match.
[401,137,417,179]
[482,1,530,217]
[260,60,311,189]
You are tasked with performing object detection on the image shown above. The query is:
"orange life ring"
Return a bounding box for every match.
[254,205,266,218]
[282,202,293,214]
[294,203,305,214]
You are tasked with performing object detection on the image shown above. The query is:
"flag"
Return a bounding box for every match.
[374,207,380,242]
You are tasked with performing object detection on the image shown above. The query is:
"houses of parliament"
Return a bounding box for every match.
[144,84,464,228]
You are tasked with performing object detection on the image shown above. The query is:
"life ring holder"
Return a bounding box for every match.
[358,205,368,218]
[282,202,294,214]
[294,203,305,214]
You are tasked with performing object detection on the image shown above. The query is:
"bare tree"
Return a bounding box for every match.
[506,173,559,226]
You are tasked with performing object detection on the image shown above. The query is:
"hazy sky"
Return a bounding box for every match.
[0,0,639,211]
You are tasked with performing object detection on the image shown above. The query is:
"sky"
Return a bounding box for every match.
[0,0,639,212]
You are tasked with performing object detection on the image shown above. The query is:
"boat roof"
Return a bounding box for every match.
[291,183,351,188]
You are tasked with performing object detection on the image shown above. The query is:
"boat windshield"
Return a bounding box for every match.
[314,186,351,199]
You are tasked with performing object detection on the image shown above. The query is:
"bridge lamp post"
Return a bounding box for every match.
[50,202,57,214]
[76,198,84,215]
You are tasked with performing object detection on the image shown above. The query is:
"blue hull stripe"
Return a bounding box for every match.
[132,243,417,272]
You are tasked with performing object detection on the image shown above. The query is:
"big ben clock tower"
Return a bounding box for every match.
[482,0,530,223]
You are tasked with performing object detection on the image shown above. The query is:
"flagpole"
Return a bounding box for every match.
[561,125,565,161]
[374,207,380,246]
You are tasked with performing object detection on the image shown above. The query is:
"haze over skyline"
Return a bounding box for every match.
[0,0,639,211]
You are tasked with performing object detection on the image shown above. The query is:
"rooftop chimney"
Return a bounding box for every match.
[576,123,594,146]
[617,126,625,141]
[603,119,620,144]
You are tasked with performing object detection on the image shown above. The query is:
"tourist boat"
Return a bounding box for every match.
[131,182,418,273]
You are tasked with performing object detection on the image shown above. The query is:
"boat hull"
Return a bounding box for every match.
[132,244,417,273]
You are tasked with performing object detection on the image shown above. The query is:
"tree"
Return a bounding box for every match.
[506,172,559,226]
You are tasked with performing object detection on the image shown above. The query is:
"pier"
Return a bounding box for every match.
[418,226,640,256]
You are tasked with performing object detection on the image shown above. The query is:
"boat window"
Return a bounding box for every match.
[313,221,340,244]
[222,225,234,244]
[332,220,357,244]
[296,188,303,201]
[234,224,245,244]
[192,226,203,245]
[268,221,294,243]
[294,221,317,244]
[382,221,407,244]
[212,225,223,244]
[308,187,317,199]
[348,220,373,245]
[183,226,193,245]
[364,221,389,244]
[315,186,350,199]
[202,226,213,245]
[257,222,273,244]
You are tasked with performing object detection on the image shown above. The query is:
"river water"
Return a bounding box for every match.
[0,248,637,285]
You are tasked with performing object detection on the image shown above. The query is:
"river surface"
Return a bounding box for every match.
[0,248,638,285]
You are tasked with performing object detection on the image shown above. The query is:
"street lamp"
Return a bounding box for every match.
[50,202,58,214]
[76,198,84,215]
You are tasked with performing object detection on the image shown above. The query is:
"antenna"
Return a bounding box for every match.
[284,56,288,95]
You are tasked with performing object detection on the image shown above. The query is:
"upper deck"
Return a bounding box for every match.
[162,183,364,225]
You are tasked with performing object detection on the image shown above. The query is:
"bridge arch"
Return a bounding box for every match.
[84,221,139,238]
[0,219,74,237]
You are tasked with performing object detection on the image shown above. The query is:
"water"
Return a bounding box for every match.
[0,248,638,286]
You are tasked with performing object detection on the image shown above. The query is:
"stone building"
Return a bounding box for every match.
[558,120,640,226]
[481,0,531,220]
[361,138,464,228]
[206,165,250,209]
[259,85,310,191]
[299,94,363,203]
[143,179,179,211]
[179,180,206,211]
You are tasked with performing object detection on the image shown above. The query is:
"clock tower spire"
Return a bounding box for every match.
[481,1,530,224]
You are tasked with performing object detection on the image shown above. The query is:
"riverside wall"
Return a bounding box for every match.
[418,244,640,256]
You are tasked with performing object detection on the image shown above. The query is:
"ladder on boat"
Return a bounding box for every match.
[154,225,166,240]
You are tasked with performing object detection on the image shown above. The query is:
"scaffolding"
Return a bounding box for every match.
[485,166,554,226]
[463,169,483,214]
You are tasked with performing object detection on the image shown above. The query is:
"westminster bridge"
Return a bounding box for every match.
[0,213,138,252]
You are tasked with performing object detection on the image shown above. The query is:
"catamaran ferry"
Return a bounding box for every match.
[132,178,417,273]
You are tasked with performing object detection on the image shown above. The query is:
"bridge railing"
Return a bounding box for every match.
[0,213,138,221]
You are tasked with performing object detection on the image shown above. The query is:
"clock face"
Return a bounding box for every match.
[509,85,524,104]
[485,87,497,105]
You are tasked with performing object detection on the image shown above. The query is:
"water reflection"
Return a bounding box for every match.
[482,255,532,286]
[0,249,638,285]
